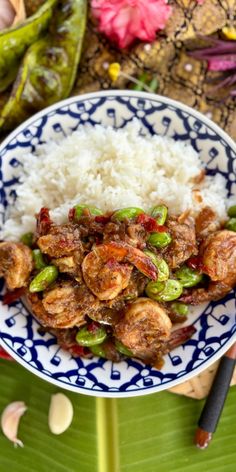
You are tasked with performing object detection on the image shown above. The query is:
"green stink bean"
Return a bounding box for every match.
[0,63,19,93]
[115,340,133,357]
[20,232,34,247]
[29,265,58,292]
[148,232,172,248]
[112,207,144,221]
[171,302,189,316]
[76,325,107,347]
[144,250,169,281]
[0,0,57,81]
[32,249,47,270]
[90,344,107,358]
[227,205,236,218]
[225,217,236,232]
[0,0,87,132]
[74,204,103,219]
[175,265,203,288]
[146,279,183,302]
[149,205,168,225]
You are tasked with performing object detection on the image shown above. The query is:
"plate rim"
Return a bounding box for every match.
[0,334,235,397]
[0,90,236,154]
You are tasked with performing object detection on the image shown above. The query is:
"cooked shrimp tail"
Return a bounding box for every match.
[168,325,196,350]
[180,282,232,305]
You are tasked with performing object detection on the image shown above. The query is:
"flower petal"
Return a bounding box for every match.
[91,0,172,48]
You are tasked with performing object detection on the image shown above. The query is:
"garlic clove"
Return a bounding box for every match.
[1,401,27,447]
[10,0,26,26]
[48,393,73,435]
[0,0,15,30]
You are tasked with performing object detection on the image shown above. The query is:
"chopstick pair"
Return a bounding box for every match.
[195,342,236,449]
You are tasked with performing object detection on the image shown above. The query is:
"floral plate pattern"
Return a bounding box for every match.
[0,91,236,397]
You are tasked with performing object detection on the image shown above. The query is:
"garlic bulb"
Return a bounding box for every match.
[1,401,27,447]
[0,0,26,30]
[48,393,73,435]
[0,0,15,30]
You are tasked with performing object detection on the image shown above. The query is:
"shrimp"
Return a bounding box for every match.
[165,216,197,269]
[114,298,172,362]
[37,223,83,258]
[82,241,157,300]
[181,230,236,304]
[26,281,100,329]
[0,242,33,290]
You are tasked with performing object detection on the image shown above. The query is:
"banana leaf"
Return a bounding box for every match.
[0,359,235,472]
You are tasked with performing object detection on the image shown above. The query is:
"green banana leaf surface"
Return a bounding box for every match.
[0,359,235,472]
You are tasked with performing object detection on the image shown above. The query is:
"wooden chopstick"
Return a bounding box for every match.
[194,342,236,449]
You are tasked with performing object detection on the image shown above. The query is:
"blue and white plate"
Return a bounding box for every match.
[0,91,236,397]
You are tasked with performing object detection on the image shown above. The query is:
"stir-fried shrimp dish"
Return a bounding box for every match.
[1,203,236,367]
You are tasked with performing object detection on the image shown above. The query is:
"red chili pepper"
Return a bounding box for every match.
[95,215,110,224]
[69,345,90,357]
[3,287,26,305]
[36,207,52,235]
[68,207,76,221]
[87,322,99,332]
[137,214,167,233]
[187,256,206,273]
[0,347,13,361]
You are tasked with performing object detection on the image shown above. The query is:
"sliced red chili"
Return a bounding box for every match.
[36,207,52,236]
[69,345,91,357]
[187,256,206,273]
[0,347,13,361]
[95,215,110,224]
[87,322,99,333]
[68,207,76,221]
[3,287,26,305]
[137,214,167,233]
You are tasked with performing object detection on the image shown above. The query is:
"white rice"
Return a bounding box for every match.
[1,121,227,240]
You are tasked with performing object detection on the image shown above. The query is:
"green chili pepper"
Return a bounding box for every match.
[29,265,58,292]
[146,279,183,302]
[90,343,107,358]
[115,340,133,357]
[149,205,168,225]
[148,232,172,248]
[20,232,34,247]
[175,265,203,288]
[227,205,236,218]
[112,207,144,221]
[0,0,57,83]
[144,250,169,282]
[0,0,87,132]
[171,302,189,316]
[32,249,47,270]
[76,325,107,347]
[74,204,103,219]
[225,217,236,232]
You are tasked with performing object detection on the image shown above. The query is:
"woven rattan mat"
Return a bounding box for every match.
[169,362,236,399]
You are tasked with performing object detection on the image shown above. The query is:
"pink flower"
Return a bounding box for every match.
[91,0,172,49]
